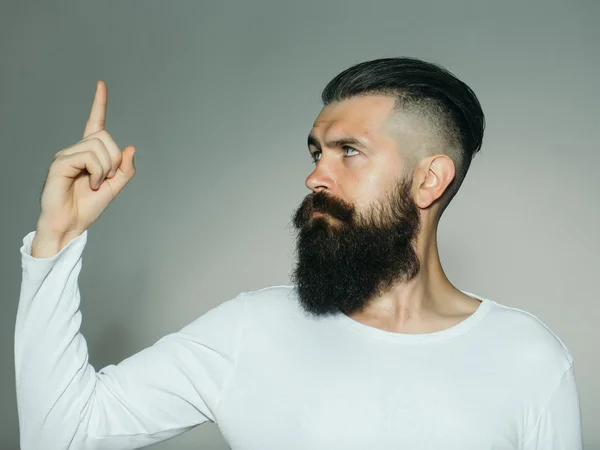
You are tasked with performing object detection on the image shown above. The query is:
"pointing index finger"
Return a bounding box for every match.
[83,80,107,138]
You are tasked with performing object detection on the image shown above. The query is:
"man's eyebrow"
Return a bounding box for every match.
[307,134,369,150]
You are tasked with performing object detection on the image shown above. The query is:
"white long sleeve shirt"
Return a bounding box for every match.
[15,229,583,450]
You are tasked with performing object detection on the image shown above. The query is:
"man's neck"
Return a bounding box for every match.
[346,263,481,334]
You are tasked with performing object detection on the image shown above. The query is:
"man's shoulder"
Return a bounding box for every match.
[239,284,301,316]
[485,298,573,373]
[180,285,298,338]
[242,284,297,301]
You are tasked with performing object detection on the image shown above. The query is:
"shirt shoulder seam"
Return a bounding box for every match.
[522,363,574,446]
[214,291,247,421]
[493,303,573,362]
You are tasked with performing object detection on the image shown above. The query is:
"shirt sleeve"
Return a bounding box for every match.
[15,230,246,450]
[522,365,583,450]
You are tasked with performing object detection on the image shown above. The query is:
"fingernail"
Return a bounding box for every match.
[108,169,115,178]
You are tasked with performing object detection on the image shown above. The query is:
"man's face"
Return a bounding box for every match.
[291,95,423,317]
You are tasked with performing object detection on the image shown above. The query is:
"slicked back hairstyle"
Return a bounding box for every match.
[320,57,485,219]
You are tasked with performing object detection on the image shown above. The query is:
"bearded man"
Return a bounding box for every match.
[16,57,582,449]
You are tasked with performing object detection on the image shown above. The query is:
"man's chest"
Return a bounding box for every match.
[216,337,527,449]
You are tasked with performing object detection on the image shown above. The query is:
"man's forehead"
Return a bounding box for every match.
[311,95,397,134]
[313,95,395,127]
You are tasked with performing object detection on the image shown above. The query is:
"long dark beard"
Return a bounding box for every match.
[290,175,421,317]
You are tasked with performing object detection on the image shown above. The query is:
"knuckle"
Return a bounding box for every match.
[90,139,110,159]
[49,156,68,174]
[81,136,101,148]
[97,129,111,139]
[48,160,60,173]
[85,149,100,163]
[89,129,112,142]
[54,145,76,158]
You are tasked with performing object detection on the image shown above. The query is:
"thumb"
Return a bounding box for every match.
[121,145,136,177]
[111,146,137,191]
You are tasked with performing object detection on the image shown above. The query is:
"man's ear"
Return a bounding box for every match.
[415,154,455,209]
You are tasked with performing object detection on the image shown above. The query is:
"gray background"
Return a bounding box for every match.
[1,0,598,448]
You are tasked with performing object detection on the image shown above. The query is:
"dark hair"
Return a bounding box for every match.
[321,57,485,218]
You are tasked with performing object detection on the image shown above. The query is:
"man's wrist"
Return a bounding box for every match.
[31,227,81,258]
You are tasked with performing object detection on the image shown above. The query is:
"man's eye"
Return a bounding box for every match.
[310,147,359,164]
[343,146,360,156]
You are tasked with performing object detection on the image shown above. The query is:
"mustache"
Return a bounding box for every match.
[308,191,354,222]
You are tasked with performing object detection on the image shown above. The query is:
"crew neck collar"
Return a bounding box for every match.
[331,290,495,345]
